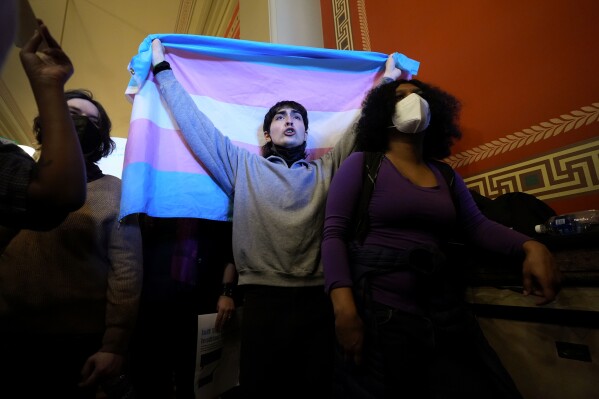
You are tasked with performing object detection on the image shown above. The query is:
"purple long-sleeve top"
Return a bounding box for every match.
[322,152,530,312]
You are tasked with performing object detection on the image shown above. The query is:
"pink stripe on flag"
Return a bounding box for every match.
[157,48,382,112]
[124,119,204,174]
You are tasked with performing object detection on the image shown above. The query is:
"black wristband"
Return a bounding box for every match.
[152,60,171,75]
[222,283,235,298]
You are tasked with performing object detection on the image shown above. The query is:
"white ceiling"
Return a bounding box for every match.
[0,0,238,146]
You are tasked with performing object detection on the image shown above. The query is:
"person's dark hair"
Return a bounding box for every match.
[261,100,308,157]
[33,89,115,163]
[355,79,462,159]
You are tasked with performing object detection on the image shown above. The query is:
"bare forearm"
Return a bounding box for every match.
[222,262,237,284]
[20,23,86,212]
[330,286,359,317]
[28,80,86,210]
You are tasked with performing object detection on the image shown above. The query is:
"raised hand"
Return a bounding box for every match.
[151,38,166,67]
[19,21,73,88]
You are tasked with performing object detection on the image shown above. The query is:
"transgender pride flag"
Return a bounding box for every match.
[120,34,418,221]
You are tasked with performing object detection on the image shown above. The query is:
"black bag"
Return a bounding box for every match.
[469,190,556,237]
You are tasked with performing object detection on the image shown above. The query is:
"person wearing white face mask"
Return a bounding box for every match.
[390,92,431,134]
[322,79,561,398]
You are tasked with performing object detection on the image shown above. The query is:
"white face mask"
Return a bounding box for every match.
[391,93,431,134]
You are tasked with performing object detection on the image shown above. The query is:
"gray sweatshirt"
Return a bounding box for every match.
[156,70,356,287]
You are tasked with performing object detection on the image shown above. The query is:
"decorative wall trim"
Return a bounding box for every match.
[224,2,240,39]
[332,0,353,50]
[464,138,599,201]
[175,0,196,33]
[446,102,599,169]
[356,0,371,51]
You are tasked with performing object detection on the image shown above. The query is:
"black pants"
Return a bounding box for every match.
[129,293,199,399]
[129,217,233,399]
[239,285,335,399]
[335,302,523,399]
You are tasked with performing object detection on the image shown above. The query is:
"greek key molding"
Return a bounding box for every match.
[356,0,371,51]
[464,139,599,201]
[332,0,354,50]
[446,102,599,169]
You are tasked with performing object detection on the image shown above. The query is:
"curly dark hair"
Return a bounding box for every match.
[33,89,115,163]
[355,79,462,159]
[261,100,309,157]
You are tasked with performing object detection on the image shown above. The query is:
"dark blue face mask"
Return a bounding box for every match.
[71,114,102,155]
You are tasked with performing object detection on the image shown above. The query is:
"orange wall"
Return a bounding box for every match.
[321,0,599,214]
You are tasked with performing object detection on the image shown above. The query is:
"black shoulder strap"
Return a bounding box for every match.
[353,152,385,244]
[352,155,457,244]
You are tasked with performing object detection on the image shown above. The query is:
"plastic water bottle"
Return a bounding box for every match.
[534,209,599,235]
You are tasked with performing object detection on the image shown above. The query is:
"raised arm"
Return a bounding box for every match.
[150,39,239,196]
[381,52,405,83]
[327,53,407,168]
[20,23,86,221]
[151,38,166,66]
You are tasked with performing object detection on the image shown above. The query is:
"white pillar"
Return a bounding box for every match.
[239,0,323,47]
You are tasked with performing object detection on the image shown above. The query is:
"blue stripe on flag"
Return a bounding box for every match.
[120,163,232,221]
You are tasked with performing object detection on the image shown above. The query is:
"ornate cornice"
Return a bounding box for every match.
[356,0,371,51]
[175,0,196,33]
[446,102,599,168]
